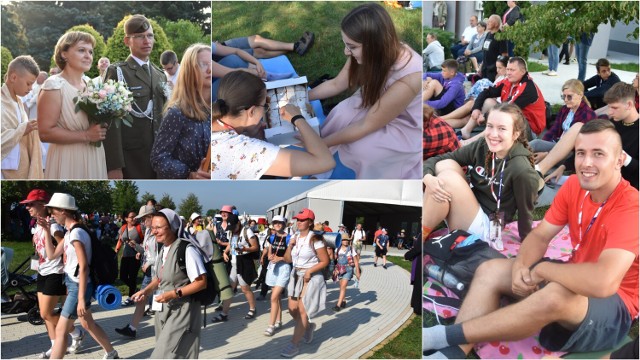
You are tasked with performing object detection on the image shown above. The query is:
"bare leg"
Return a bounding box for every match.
[444,114,471,129]
[460,98,497,139]
[287,297,309,346]
[78,311,115,354]
[423,160,482,231]
[441,101,474,121]
[337,279,348,307]
[241,283,256,311]
[423,80,444,101]
[455,259,588,355]
[38,293,61,345]
[461,130,485,146]
[470,57,479,72]
[537,122,583,175]
[248,34,294,58]
[269,286,284,325]
[130,298,146,328]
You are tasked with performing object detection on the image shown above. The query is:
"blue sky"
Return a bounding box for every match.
[133,180,326,215]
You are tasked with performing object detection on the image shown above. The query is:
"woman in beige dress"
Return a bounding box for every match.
[38,31,107,179]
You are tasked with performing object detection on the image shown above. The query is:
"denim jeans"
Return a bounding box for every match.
[575,42,590,81]
[547,45,559,72]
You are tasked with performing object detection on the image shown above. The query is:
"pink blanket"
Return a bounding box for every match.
[423,221,572,358]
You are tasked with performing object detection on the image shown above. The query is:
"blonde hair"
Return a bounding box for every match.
[562,79,590,107]
[54,31,96,70]
[164,43,211,121]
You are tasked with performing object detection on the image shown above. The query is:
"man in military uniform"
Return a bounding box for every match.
[104,14,167,179]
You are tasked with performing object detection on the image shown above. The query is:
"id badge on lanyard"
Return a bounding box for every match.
[490,154,507,250]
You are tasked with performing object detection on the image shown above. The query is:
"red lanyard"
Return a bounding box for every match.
[572,191,609,260]
[216,119,235,131]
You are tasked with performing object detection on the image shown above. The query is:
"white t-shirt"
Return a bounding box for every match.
[211,129,280,180]
[159,241,206,282]
[64,227,92,283]
[33,220,65,276]
[352,229,366,243]
[230,228,256,264]
[336,246,358,259]
[461,25,478,43]
[291,232,324,269]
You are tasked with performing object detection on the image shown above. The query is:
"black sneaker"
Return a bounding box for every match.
[373,263,377,267]
[332,305,342,312]
[341,300,347,308]
[115,325,136,338]
[383,264,387,269]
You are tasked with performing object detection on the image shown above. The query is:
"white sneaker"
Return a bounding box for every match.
[541,70,550,75]
[547,70,558,76]
[67,328,85,354]
[37,349,52,359]
[103,350,119,359]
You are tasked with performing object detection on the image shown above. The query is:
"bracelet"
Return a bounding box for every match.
[291,114,305,127]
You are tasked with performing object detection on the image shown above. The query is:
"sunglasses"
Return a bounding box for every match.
[560,94,575,101]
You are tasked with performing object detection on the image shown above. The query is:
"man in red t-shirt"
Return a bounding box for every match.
[424,119,638,358]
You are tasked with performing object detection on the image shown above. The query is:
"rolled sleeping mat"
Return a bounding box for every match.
[323,232,342,249]
[94,284,122,311]
[211,243,233,301]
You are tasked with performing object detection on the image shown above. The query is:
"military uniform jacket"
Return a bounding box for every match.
[103,56,167,179]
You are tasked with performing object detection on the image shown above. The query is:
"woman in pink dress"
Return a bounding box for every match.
[308,2,422,179]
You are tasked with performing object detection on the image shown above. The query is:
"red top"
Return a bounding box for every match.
[545,175,639,318]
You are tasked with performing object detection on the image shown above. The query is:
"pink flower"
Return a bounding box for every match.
[98,89,108,99]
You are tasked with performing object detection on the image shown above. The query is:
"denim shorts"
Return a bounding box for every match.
[338,265,354,281]
[61,274,93,319]
[265,262,292,288]
[221,37,253,55]
[539,293,632,352]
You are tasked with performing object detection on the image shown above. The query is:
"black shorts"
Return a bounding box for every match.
[432,88,456,116]
[539,293,632,352]
[375,246,387,257]
[37,273,67,296]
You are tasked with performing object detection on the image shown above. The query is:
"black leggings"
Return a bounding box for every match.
[120,256,140,297]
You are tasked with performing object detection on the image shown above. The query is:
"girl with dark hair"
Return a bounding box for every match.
[211,71,334,179]
[308,2,422,179]
[43,193,117,359]
[423,103,543,246]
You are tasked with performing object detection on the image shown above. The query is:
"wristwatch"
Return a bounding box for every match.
[175,288,183,298]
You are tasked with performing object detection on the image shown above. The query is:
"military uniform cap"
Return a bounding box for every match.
[125,15,151,35]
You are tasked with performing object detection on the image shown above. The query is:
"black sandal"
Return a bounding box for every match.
[295,31,315,56]
[211,313,228,323]
[244,309,257,319]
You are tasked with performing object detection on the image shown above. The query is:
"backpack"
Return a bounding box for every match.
[241,228,260,261]
[176,239,216,306]
[119,224,143,242]
[71,224,118,286]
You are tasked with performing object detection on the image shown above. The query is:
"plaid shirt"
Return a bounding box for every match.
[542,100,595,142]
[424,116,460,160]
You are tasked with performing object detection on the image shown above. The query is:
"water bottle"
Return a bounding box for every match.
[425,264,465,291]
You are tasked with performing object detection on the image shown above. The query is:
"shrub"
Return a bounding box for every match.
[159,19,209,62]
[1,46,13,83]
[49,24,107,79]
[423,27,455,59]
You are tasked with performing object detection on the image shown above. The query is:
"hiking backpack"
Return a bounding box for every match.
[176,238,216,306]
[71,224,118,286]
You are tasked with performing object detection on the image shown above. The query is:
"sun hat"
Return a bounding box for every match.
[190,212,201,222]
[272,215,286,223]
[312,222,325,235]
[20,189,50,204]
[44,193,78,211]
[135,205,155,219]
[220,205,234,213]
[293,208,315,221]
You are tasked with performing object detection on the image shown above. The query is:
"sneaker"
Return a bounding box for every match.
[341,301,347,309]
[37,350,51,359]
[383,264,387,269]
[303,322,316,344]
[332,305,342,312]
[115,324,136,338]
[121,298,133,306]
[102,350,119,359]
[541,70,550,75]
[373,263,377,267]
[144,308,155,317]
[67,328,85,354]
[281,342,300,358]
[264,325,276,337]
[547,70,558,76]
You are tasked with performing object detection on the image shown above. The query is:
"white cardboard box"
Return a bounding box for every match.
[264,76,319,146]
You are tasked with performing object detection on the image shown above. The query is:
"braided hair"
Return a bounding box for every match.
[483,103,535,172]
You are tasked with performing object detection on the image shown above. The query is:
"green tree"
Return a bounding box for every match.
[1,46,13,83]
[497,1,639,53]
[104,15,172,65]
[160,19,210,61]
[63,181,112,214]
[159,192,176,210]
[140,191,157,206]
[111,180,139,217]
[205,209,220,217]
[1,5,27,58]
[178,193,202,219]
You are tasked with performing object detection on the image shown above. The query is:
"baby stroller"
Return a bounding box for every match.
[1,247,44,325]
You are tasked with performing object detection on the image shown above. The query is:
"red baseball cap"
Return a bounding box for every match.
[20,189,50,204]
[293,208,315,221]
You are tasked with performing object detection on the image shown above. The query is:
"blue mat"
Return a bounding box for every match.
[260,55,355,179]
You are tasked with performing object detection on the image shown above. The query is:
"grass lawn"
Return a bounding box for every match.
[527,61,548,73]
[364,254,420,359]
[212,1,422,85]
[610,62,639,72]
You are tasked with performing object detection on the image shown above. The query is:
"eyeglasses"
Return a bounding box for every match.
[197,61,210,70]
[127,34,155,41]
[344,43,360,54]
[560,94,574,101]
[150,225,168,231]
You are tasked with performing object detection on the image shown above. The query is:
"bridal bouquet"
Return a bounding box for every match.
[74,78,134,147]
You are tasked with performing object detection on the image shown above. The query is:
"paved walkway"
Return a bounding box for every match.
[1,250,414,359]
